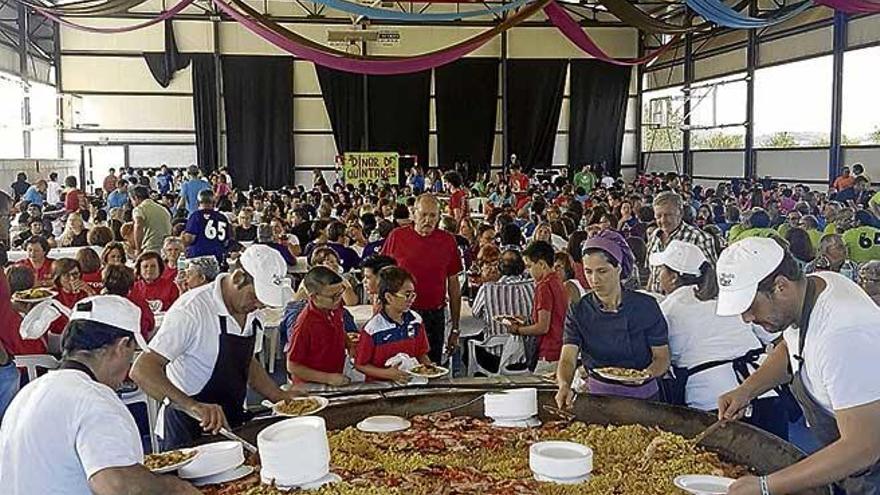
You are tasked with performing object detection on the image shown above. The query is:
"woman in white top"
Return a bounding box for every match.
[650,240,788,440]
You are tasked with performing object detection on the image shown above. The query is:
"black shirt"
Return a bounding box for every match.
[235,225,257,242]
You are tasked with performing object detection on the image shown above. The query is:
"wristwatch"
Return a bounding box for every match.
[450,328,460,336]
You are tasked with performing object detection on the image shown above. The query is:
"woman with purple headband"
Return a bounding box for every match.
[555,229,671,407]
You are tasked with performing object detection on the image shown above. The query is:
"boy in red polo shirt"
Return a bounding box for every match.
[287,266,351,387]
[504,240,567,375]
[355,267,431,383]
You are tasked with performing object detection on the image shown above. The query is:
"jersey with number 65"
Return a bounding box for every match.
[843,225,880,264]
[184,208,232,261]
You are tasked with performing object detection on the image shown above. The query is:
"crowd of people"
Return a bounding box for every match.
[1,159,880,494]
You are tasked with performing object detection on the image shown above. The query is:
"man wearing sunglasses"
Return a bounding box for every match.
[287,266,351,387]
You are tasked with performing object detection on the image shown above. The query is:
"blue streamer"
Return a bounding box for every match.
[685,0,811,29]
[308,0,531,21]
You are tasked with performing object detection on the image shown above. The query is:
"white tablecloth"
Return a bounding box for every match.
[7,245,104,263]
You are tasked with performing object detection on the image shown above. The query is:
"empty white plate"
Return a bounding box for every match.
[191,465,254,487]
[356,415,412,433]
[674,475,735,495]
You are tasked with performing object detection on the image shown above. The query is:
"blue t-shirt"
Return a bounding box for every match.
[185,209,232,260]
[106,190,128,210]
[362,238,385,260]
[410,175,425,194]
[22,186,43,205]
[564,289,668,370]
[181,178,212,215]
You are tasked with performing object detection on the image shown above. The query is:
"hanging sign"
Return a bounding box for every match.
[342,152,400,185]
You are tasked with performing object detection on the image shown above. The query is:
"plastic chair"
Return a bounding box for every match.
[13,354,60,383]
[467,335,508,377]
[119,388,160,454]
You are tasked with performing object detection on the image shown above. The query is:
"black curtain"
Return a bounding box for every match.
[506,60,567,172]
[191,54,218,174]
[316,66,366,154]
[144,20,190,88]
[367,70,431,169]
[222,55,294,189]
[568,60,632,178]
[435,58,498,181]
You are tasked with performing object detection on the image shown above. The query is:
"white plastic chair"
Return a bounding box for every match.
[13,354,60,382]
[119,388,160,454]
[467,335,508,377]
[468,197,486,215]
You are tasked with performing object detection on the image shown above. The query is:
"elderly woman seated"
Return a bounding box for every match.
[179,255,220,293]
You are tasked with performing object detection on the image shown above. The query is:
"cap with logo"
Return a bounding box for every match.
[648,239,707,276]
[715,237,785,317]
[239,244,294,308]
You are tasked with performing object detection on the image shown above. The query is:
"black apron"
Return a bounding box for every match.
[789,277,880,495]
[161,315,258,451]
[58,359,98,382]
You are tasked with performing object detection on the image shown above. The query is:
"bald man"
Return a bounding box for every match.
[382,194,463,363]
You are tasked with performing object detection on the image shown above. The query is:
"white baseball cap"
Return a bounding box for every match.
[239,244,294,307]
[716,237,785,317]
[648,240,707,276]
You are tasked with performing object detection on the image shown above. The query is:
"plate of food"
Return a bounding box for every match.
[12,287,56,303]
[143,449,199,474]
[492,315,523,326]
[592,366,652,385]
[270,396,329,417]
[407,363,450,379]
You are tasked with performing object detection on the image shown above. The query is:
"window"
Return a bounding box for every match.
[689,73,747,150]
[842,46,880,146]
[642,85,684,152]
[754,56,832,148]
[30,81,59,159]
[0,74,24,159]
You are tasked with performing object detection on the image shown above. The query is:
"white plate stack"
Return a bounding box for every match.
[530,441,593,484]
[179,441,247,483]
[258,416,340,490]
[484,388,541,428]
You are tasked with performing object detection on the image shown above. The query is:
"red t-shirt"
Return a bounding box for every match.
[18,258,55,287]
[287,301,347,384]
[64,188,82,212]
[82,271,104,293]
[572,261,590,291]
[510,172,529,192]
[0,271,47,356]
[449,189,469,219]
[130,276,179,311]
[48,288,90,335]
[355,311,430,381]
[382,226,463,311]
[161,267,178,283]
[534,272,567,362]
[127,293,155,339]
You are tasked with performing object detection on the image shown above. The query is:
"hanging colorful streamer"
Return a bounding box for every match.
[209,0,549,75]
[33,0,194,33]
[685,0,812,29]
[543,2,679,66]
[813,0,880,13]
[304,0,532,22]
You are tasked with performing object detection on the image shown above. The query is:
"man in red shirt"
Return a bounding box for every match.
[505,240,567,375]
[509,164,530,193]
[63,175,83,213]
[383,194,463,363]
[443,170,469,223]
[287,266,351,387]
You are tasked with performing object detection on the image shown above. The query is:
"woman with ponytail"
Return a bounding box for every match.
[650,239,788,440]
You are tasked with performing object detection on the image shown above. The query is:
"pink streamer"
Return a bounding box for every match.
[210,0,494,75]
[543,1,678,66]
[34,0,194,34]
[813,0,880,13]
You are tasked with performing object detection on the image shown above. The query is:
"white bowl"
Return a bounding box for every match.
[529,441,593,480]
[178,441,244,479]
[357,415,411,433]
[674,475,735,495]
[258,416,330,486]
[484,388,537,421]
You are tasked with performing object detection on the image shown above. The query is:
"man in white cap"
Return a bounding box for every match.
[0,295,199,494]
[131,244,298,450]
[716,237,880,495]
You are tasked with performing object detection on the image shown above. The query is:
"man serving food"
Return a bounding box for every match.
[716,238,880,495]
[131,244,298,450]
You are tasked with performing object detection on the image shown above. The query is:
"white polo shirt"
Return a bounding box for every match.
[661,285,769,411]
[0,370,143,495]
[148,274,263,397]
[783,272,880,414]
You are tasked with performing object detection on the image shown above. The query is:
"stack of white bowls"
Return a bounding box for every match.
[258,416,337,488]
[529,441,593,484]
[179,441,245,481]
[484,388,540,427]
